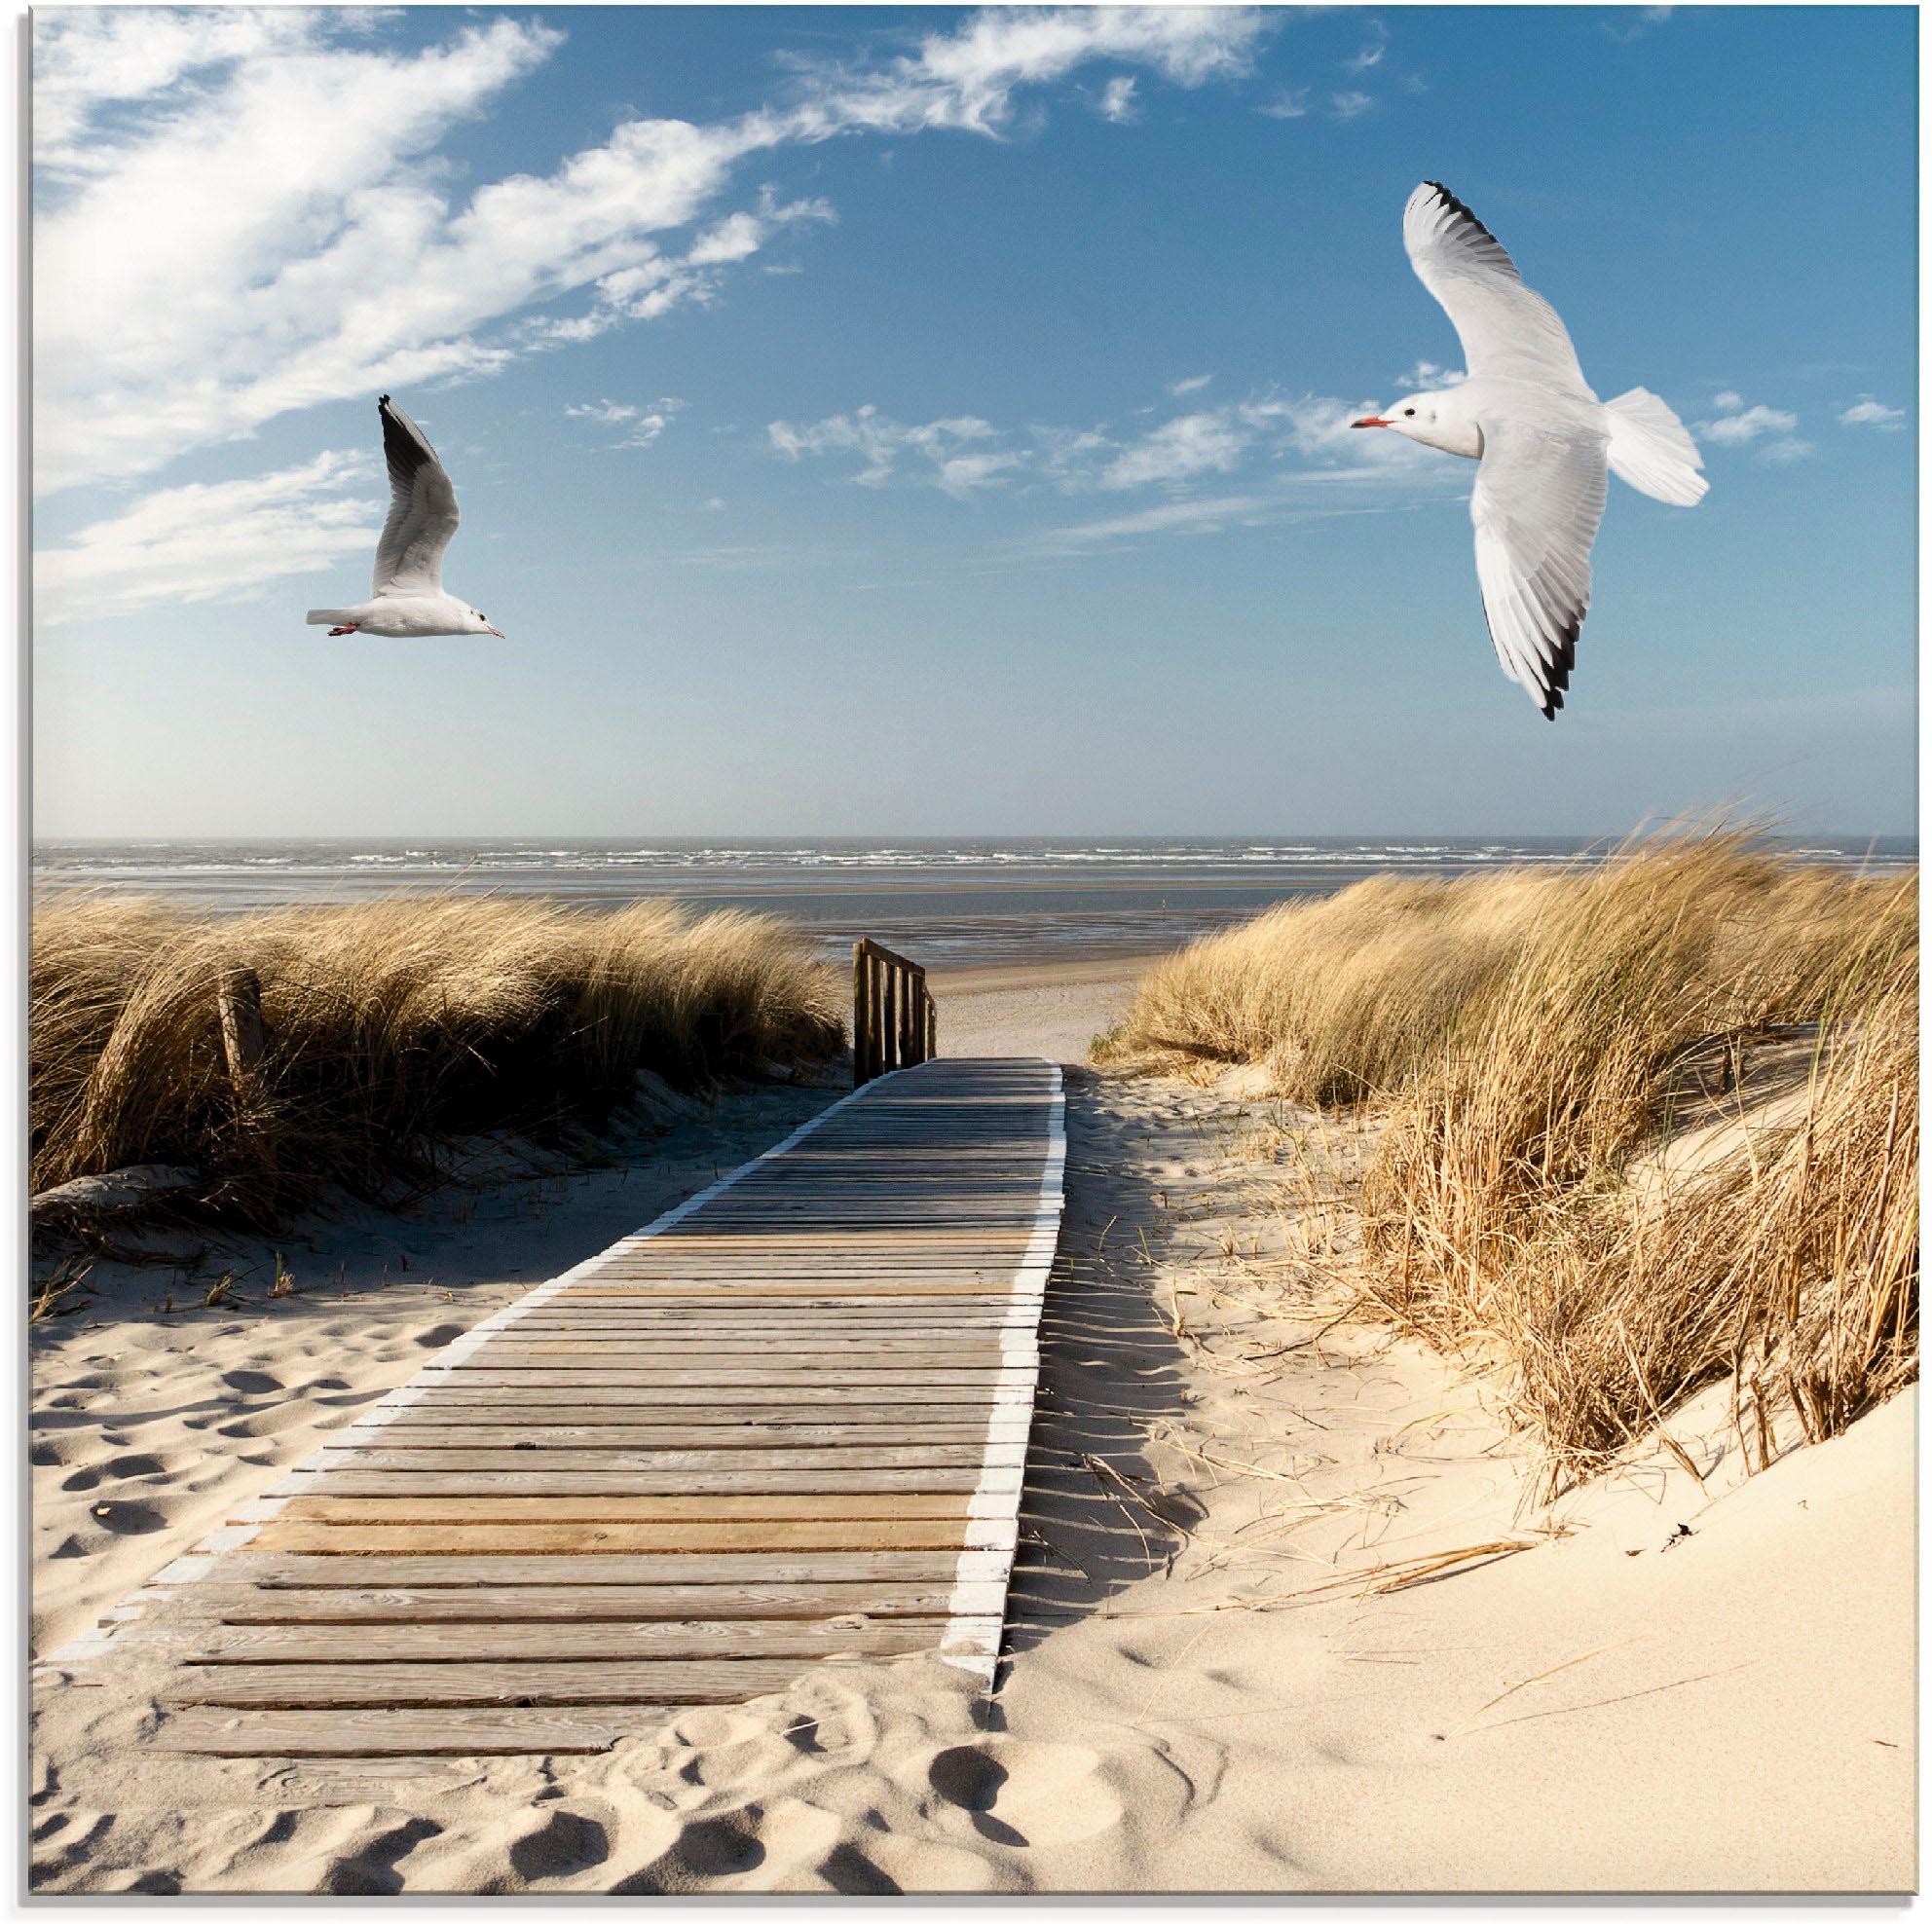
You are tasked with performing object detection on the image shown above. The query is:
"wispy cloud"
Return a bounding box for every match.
[1096,75,1139,123]
[1257,87,1310,119]
[1839,394,1908,430]
[1603,5,1674,44]
[35,452,380,626]
[1695,395,1811,462]
[35,6,1274,498]
[767,405,1023,497]
[1393,358,1466,389]
[565,397,687,448]
[1330,91,1375,121]
[768,383,1456,547]
[1344,20,1389,73]
[1169,374,1214,396]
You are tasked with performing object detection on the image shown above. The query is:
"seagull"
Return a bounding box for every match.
[307,395,503,639]
[1352,182,1706,719]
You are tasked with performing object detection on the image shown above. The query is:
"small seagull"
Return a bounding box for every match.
[1353,182,1706,718]
[307,395,504,640]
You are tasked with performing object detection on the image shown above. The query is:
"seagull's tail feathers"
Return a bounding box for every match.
[1605,388,1708,505]
[306,609,354,626]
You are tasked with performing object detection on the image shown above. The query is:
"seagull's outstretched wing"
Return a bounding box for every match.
[1470,417,1608,719]
[373,394,459,598]
[1404,182,1589,392]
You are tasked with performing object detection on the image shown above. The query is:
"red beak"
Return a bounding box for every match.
[1351,416,1392,429]
[485,625,505,638]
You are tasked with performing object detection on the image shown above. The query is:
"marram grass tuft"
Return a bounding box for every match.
[31,893,845,1229]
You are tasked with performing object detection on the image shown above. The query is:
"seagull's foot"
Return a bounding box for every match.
[327,625,358,636]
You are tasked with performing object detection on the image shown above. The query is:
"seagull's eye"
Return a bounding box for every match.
[1404,407,1416,417]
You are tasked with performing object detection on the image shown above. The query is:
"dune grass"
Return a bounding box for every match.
[31,893,845,1229]
[1097,826,1917,1479]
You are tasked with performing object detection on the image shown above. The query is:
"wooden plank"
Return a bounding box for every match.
[352,1419,1009,1441]
[343,1424,1004,1448]
[180,1618,950,1663]
[317,1447,1011,1473]
[152,1582,972,1623]
[183,1551,978,1586]
[270,1495,975,1523]
[244,1520,984,1555]
[276,1468,988,1498]
[166,1657,830,1710]
[395,1385,1019,1407]
[423,1369,1017,1388]
[155,1708,639,1756]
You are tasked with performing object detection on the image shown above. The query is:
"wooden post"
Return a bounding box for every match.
[882,964,899,1075]
[868,946,885,1082]
[925,990,938,1064]
[852,943,869,1087]
[217,966,264,1083]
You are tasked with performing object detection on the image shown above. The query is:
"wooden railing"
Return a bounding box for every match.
[852,939,937,1086]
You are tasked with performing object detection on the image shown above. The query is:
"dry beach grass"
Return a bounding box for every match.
[1098,826,1918,1481]
[31,893,845,1230]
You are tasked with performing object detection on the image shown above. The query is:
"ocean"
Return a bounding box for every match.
[30,835,1916,973]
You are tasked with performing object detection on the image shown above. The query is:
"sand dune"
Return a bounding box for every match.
[29,966,1914,1892]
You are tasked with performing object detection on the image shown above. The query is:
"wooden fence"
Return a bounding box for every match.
[851,939,937,1085]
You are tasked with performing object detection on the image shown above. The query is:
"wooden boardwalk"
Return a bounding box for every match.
[66,1058,1064,1760]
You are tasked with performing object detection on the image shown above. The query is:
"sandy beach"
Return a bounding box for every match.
[28,954,1915,1892]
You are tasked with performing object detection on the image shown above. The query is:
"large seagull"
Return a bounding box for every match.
[308,395,504,640]
[1353,182,1706,719]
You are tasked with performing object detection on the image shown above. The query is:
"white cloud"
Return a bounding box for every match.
[1694,397,1810,463]
[1839,395,1907,430]
[567,396,687,449]
[1603,5,1674,42]
[1257,88,1311,119]
[35,451,380,626]
[1393,358,1466,389]
[1098,412,1245,489]
[1097,76,1139,123]
[1330,91,1375,120]
[1344,21,1389,73]
[1169,374,1213,396]
[566,400,641,426]
[769,384,1451,518]
[767,405,1022,497]
[35,6,1273,498]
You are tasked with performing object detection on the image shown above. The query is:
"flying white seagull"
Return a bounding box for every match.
[1353,182,1706,719]
[308,395,503,640]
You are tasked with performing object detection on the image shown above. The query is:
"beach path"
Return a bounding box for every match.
[62,1057,1064,1760]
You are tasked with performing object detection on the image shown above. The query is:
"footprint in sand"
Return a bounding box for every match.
[219,1370,283,1396]
[926,1740,1123,1849]
[60,1454,173,1492]
[83,1500,167,1536]
[505,1805,610,1882]
[413,1324,465,1349]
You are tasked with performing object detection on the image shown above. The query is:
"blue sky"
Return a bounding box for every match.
[32,4,1916,838]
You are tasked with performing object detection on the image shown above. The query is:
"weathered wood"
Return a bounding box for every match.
[270,1494,976,1523]
[101,1057,1059,1762]
[166,1657,855,1709]
[155,1708,641,1756]
[179,1551,977,1587]
[353,1424,1004,1449]
[246,1519,985,1556]
[215,966,265,1081]
[284,1469,988,1498]
[319,1447,1013,1473]
[182,1617,951,1664]
[158,1582,973,1622]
